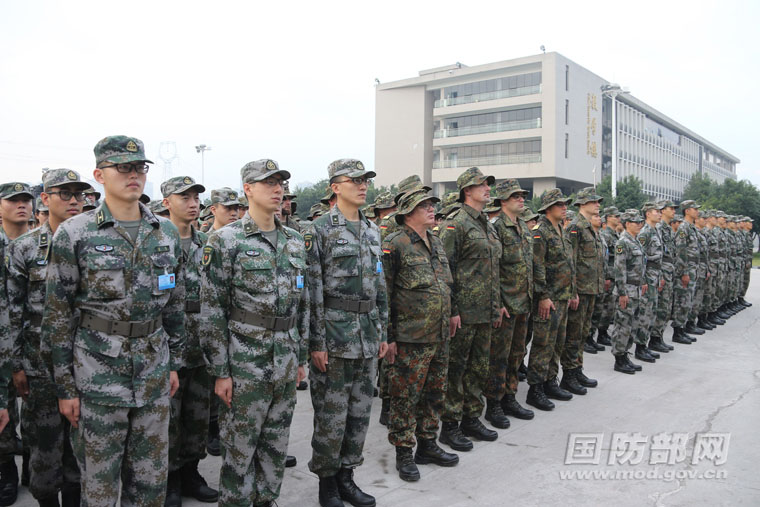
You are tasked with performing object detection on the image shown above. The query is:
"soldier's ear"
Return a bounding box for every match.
[93,168,105,185]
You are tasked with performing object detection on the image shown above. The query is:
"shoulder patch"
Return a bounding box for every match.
[638,236,646,245]
[446,225,456,230]
[616,245,623,254]
[202,246,213,266]
[304,232,313,251]
[382,248,391,255]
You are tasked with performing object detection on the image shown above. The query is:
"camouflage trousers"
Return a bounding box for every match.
[73,397,170,507]
[651,270,674,339]
[377,358,390,401]
[169,366,211,472]
[743,259,752,297]
[219,340,299,506]
[611,285,641,356]
[704,265,719,313]
[23,376,80,500]
[442,323,491,422]
[671,270,697,328]
[0,383,19,464]
[387,341,449,448]
[715,263,727,305]
[562,294,596,370]
[590,282,615,332]
[309,357,375,478]
[527,300,568,385]
[689,272,707,322]
[636,284,658,345]
[485,312,529,400]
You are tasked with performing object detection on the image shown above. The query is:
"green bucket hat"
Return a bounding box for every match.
[320,187,336,205]
[492,179,528,205]
[210,187,240,206]
[328,159,375,182]
[573,187,603,206]
[283,181,297,199]
[394,175,431,204]
[361,205,376,219]
[309,202,329,219]
[0,182,34,200]
[395,189,440,224]
[160,175,206,198]
[538,188,571,212]
[94,135,153,166]
[42,169,90,192]
[456,167,495,202]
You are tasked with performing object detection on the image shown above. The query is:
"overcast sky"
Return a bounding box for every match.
[1,0,757,197]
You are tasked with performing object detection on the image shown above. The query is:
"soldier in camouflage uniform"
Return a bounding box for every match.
[373,192,397,238]
[561,187,604,395]
[158,176,219,506]
[201,160,308,507]
[381,189,459,482]
[35,196,49,227]
[739,217,753,307]
[282,181,301,233]
[7,169,87,506]
[634,202,665,360]
[703,211,727,327]
[692,212,714,331]
[438,167,504,450]
[649,200,678,350]
[208,187,241,232]
[589,206,621,348]
[525,189,575,411]
[0,225,12,457]
[610,210,646,374]
[482,180,535,425]
[306,159,389,507]
[42,136,186,507]
[432,192,461,237]
[671,200,702,344]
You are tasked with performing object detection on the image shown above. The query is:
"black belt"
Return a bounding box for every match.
[185,300,201,313]
[80,312,162,338]
[324,296,375,313]
[229,308,297,332]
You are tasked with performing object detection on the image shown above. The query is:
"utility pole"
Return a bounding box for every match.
[601,84,629,198]
[195,144,211,186]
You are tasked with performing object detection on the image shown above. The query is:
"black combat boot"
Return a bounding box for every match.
[379,397,390,426]
[38,496,60,507]
[717,305,732,319]
[560,369,587,395]
[439,421,473,451]
[335,467,376,507]
[590,334,605,351]
[648,336,670,353]
[635,344,656,363]
[684,321,705,335]
[697,315,714,330]
[708,312,726,325]
[500,393,534,420]
[484,398,510,429]
[526,383,555,411]
[180,459,219,503]
[645,347,660,359]
[543,378,573,401]
[614,354,635,374]
[583,340,598,354]
[624,354,642,371]
[596,327,612,346]
[574,368,598,388]
[672,327,692,345]
[318,476,343,507]
[61,482,81,507]
[414,438,459,467]
[0,459,18,507]
[460,417,498,441]
[206,420,221,457]
[285,455,297,468]
[165,469,182,507]
[518,362,527,382]
[297,379,308,390]
[733,300,745,312]
[395,447,420,482]
[739,297,752,307]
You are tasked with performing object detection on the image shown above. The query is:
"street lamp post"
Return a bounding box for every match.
[195,144,211,186]
[601,84,629,199]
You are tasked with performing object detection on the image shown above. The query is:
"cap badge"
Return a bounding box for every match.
[266,160,276,170]
[14,183,23,191]
[67,171,77,180]
[183,176,193,185]
[356,161,364,171]
[125,140,138,152]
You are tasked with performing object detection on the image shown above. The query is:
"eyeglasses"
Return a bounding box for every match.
[261,177,284,187]
[48,190,87,202]
[336,176,372,186]
[100,163,150,174]
[416,201,435,211]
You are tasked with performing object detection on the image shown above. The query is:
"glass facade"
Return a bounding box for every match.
[433,71,542,107]
[433,139,541,169]
[434,106,542,138]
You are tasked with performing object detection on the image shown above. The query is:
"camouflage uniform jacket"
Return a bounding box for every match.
[379,214,399,241]
[7,221,55,377]
[727,229,740,271]
[284,214,301,233]
[695,228,710,278]
[656,220,676,275]
[306,205,388,358]
[637,222,663,287]
[566,213,604,296]
[439,203,501,324]
[0,231,11,408]
[705,227,723,273]
[674,220,700,277]
[614,231,646,293]
[494,211,533,315]
[742,230,753,264]
[600,234,611,279]
[200,213,309,378]
[382,225,452,344]
[182,227,209,369]
[601,227,619,280]
[42,201,186,407]
[532,215,575,302]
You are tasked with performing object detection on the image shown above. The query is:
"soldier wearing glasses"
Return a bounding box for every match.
[306,159,389,507]
[42,135,186,506]
[7,169,88,506]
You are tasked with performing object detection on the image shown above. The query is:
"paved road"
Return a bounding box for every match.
[14,275,760,506]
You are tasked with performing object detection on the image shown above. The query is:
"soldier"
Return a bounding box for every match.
[306,159,389,507]
[671,201,702,344]
[482,180,535,426]
[519,207,539,380]
[0,182,33,241]
[35,196,49,227]
[149,199,170,218]
[432,193,461,236]
[7,169,87,506]
[208,187,241,232]
[438,167,504,449]
[42,135,186,506]
[649,200,678,350]
[739,217,753,307]
[590,206,620,349]
[525,189,576,411]
[201,159,307,507]
[382,188,459,482]
[282,181,300,232]
[373,192,396,236]
[610,210,646,374]
[703,211,727,327]
[693,212,714,331]
[671,214,683,233]
[0,222,12,444]
[561,187,604,396]
[634,202,666,360]
[158,176,219,506]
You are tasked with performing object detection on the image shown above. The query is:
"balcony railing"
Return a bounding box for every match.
[434,118,541,139]
[433,153,541,169]
[434,84,541,108]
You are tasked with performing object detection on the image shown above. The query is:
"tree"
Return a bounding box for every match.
[292,179,396,219]
[682,173,760,238]
[613,175,648,212]
[682,173,715,204]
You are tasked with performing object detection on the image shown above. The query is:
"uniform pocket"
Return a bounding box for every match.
[237,257,275,293]
[85,255,126,300]
[331,246,359,277]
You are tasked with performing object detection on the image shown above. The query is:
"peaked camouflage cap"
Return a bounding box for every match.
[492,178,528,204]
[84,187,101,201]
[210,187,240,206]
[395,189,440,224]
[35,196,48,212]
[538,188,571,212]
[241,159,290,184]
[42,169,90,192]
[148,199,167,214]
[0,182,33,200]
[320,187,336,204]
[239,195,249,208]
[573,187,603,206]
[309,202,329,218]
[602,205,621,217]
[679,199,701,210]
[394,175,431,203]
[160,175,206,198]
[94,135,153,165]
[83,199,100,210]
[657,199,676,209]
[621,209,644,223]
[373,191,396,210]
[456,167,495,201]
[673,213,684,222]
[641,201,664,214]
[328,159,375,182]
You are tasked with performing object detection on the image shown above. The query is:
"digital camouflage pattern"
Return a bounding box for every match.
[611,230,646,356]
[93,135,153,165]
[652,214,677,339]
[671,219,700,328]
[636,221,663,344]
[327,158,375,181]
[690,226,710,322]
[0,230,12,408]
[209,187,240,206]
[160,175,206,197]
[201,212,308,505]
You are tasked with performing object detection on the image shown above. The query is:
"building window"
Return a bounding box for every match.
[565,65,569,91]
[565,133,569,158]
[565,99,569,125]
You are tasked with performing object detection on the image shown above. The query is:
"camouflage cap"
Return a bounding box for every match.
[657,199,676,209]
[641,201,664,214]
[209,187,240,206]
[320,187,336,205]
[240,159,291,184]
[283,181,297,199]
[309,202,329,219]
[148,199,167,214]
[715,210,726,219]
[565,209,576,221]
[84,187,101,201]
[94,135,153,166]
[361,205,376,219]
[521,207,539,222]
[602,206,621,217]
[395,189,440,224]
[83,199,100,211]
[394,175,431,203]
[538,188,571,212]
[484,198,500,214]
[239,195,249,208]
[328,159,375,182]
[0,182,34,200]
[621,209,644,223]
[35,196,48,212]
[42,169,90,192]
[492,178,528,204]
[439,192,459,209]
[456,167,495,201]
[573,187,603,206]
[160,175,206,198]
[373,191,396,210]
[745,216,754,222]
[679,199,701,210]
[700,210,713,219]
[673,214,684,222]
